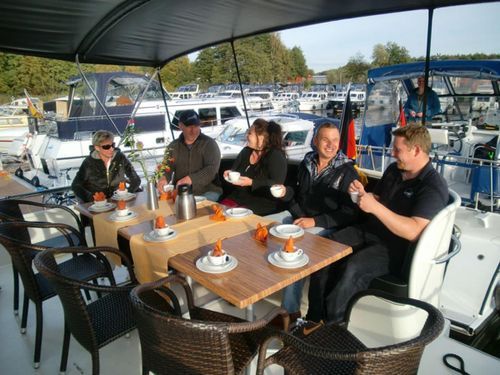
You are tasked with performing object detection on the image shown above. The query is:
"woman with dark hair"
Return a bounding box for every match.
[221,119,287,215]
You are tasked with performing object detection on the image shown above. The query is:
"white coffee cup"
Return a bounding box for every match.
[207,250,227,266]
[116,208,130,217]
[280,247,303,262]
[163,184,174,192]
[155,226,170,237]
[116,189,128,197]
[270,185,284,198]
[350,191,359,203]
[228,171,240,183]
[93,200,107,207]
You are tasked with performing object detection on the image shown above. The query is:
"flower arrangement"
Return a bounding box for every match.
[122,119,174,183]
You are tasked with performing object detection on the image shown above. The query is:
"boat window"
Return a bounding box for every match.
[198,107,217,126]
[364,80,402,127]
[69,78,98,118]
[220,106,241,123]
[284,131,308,147]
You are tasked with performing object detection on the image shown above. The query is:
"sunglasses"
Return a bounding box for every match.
[99,142,115,150]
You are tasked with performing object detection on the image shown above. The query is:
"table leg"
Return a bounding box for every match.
[245,304,255,375]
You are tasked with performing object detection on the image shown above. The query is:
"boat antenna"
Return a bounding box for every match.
[156,68,176,141]
[231,40,251,129]
[75,54,122,135]
[422,8,434,124]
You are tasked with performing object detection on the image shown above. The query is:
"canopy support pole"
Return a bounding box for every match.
[230,41,251,128]
[75,54,121,135]
[422,8,434,124]
[155,68,176,141]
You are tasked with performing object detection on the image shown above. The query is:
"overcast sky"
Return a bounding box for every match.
[279,3,500,72]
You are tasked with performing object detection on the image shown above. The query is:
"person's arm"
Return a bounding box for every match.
[71,159,93,202]
[428,90,441,117]
[188,138,221,187]
[123,156,141,192]
[251,150,287,190]
[313,166,359,229]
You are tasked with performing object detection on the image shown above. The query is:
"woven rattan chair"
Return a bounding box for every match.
[0,221,114,368]
[256,290,444,375]
[0,198,86,316]
[130,275,289,375]
[34,246,137,375]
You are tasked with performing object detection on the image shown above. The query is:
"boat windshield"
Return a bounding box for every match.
[217,122,248,145]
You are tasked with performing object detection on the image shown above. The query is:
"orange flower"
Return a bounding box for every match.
[284,236,295,252]
[155,216,166,229]
[254,223,268,242]
[93,192,106,201]
[213,238,224,256]
[117,200,127,210]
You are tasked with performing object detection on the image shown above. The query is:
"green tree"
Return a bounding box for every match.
[344,53,370,83]
[289,47,308,81]
[371,42,411,67]
[160,56,194,91]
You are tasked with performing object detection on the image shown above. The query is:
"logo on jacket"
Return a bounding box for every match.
[403,188,414,198]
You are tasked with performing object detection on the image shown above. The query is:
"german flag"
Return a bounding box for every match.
[339,89,357,160]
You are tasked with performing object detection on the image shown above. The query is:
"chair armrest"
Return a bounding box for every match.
[433,234,461,264]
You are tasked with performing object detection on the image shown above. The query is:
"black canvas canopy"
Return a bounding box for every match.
[0,0,496,67]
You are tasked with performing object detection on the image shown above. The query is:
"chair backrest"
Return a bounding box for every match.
[0,198,85,243]
[346,290,444,372]
[131,276,240,375]
[0,221,84,302]
[407,189,461,306]
[34,246,136,353]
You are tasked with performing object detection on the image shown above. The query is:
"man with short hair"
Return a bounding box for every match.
[268,122,359,319]
[307,124,448,323]
[157,110,222,201]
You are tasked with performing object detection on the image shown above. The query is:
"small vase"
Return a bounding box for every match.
[146,180,159,210]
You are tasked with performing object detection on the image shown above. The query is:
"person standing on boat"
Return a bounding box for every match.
[221,119,287,216]
[265,122,359,321]
[404,76,441,123]
[156,110,222,202]
[306,124,448,324]
[72,130,141,202]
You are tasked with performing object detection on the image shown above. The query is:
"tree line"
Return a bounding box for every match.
[1,36,499,103]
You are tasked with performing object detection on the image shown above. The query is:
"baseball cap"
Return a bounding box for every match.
[178,110,200,126]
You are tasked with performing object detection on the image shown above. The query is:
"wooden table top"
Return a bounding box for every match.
[169,229,352,309]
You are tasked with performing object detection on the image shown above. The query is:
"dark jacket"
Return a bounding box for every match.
[283,151,359,229]
[225,147,287,215]
[72,148,141,202]
[167,132,222,196]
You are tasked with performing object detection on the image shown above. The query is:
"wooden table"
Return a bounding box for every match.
[168,227,352,319]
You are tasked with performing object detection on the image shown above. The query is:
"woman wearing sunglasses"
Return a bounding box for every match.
[72,130,141,202]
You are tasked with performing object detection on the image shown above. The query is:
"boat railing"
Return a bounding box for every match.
[356,144,499,211]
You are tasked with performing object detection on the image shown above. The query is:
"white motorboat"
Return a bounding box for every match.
[297,91,329,111]
[0,105,30,152]
[271,92,300,111]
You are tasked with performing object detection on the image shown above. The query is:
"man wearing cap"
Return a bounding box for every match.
[157,109,222,201]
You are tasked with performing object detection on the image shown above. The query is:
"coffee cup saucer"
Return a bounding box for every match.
[268,251,309,269]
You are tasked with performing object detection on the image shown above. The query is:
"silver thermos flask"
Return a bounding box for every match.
[175,184,196,220]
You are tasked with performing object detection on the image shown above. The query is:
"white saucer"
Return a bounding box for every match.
[269,224,304,239]
[267,251,309,269]
[108,210,138,222]
[112,192,136,201]
[196,255,238,274]
[88,202,116,212]
[224,207,253,218]
[194,195,206,203]
[143,229,177,242]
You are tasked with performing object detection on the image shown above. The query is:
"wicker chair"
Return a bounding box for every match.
[256,290,444,375]
[34,246,137,375]
[0,198,86,316]
[0,221,114,369]
[130,275,289,375]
